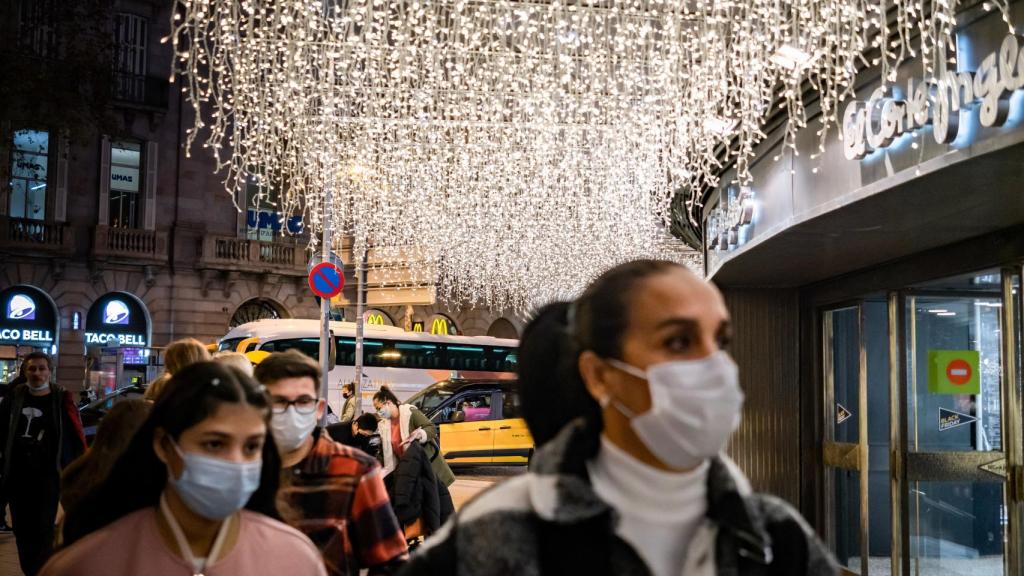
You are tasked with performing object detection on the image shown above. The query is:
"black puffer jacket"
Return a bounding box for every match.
[389,442,454,535]
[400,419,838,576]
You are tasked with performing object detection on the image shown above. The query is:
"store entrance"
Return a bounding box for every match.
[822,267,1023,576]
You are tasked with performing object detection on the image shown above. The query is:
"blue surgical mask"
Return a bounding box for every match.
[168,439,262,520]
[377,406,392,419]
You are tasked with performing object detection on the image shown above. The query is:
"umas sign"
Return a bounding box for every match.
[843,35,1024,160]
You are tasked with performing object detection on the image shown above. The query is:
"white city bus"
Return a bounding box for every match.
[219,319,518,414]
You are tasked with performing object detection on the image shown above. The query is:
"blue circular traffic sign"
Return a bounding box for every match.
[308,262,345,299]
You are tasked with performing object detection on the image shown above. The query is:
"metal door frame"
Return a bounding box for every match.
[893,266,1023,576]
[822,303,870,576]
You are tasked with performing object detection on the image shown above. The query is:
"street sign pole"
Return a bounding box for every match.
[318,183,332,426]
[353,246,367,416]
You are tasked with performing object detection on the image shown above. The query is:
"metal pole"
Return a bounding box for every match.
[352,246,367,416]
[318,183,332,426]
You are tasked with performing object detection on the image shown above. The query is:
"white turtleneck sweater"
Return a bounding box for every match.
[586,436,710,576]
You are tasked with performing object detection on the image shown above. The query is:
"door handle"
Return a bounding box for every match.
[499,426,512,430]
[478,427,491,431]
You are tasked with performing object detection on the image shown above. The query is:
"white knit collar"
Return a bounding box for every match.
[587,435,709,519]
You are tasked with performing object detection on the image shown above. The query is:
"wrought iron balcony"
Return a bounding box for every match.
[0,217,74,257]
[91,225,168,264]
[196,235,308,276]
[111,73,169,110]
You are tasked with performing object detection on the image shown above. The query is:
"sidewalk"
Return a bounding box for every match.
[0,533,19,576]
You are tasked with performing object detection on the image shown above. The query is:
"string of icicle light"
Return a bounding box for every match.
[165,0,1013,311]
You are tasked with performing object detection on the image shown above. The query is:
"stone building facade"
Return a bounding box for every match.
[0,0,519,391]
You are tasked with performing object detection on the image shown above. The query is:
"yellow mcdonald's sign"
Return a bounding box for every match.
[366,312,386,326]
[430,317,451,335]
[412,322,423,332]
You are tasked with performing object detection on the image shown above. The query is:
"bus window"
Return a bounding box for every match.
[335,338,356,365]
[446,345,486,371]
[260,338,321,360]
[337,338,385,367]
[488,347,518,372]
[395,342,439,369]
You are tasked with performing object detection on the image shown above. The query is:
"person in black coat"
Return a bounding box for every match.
[387,441,453,540]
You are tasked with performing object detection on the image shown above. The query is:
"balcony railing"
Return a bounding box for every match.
[112,73,170,109]
[198,235,307,276]
[0,217,74,256]
[91,225,168,263]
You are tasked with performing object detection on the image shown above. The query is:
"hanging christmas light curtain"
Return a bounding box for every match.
[167,0,1010,310]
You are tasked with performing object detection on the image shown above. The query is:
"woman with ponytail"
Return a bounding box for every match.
[401,260,836,576]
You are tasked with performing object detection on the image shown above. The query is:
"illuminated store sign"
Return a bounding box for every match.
[0,329,53,343]
[84,332,147,345]
[85,294,150,357]
[843,35,1024,160]
[7,294,36,320]
[364,309,393,326]
[0,287,58,347]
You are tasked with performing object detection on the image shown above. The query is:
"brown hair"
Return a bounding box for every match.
[143,372,171,401]
[163,338,211,375]
[253,350,321,392]
[22,351,53,370]
[519,259,685,447]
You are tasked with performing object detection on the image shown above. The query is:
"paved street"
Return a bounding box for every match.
[0,467,523,575]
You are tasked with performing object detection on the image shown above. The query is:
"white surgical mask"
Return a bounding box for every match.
[270,406,318,451]
[28,381,50,393]
[603,351,744,470]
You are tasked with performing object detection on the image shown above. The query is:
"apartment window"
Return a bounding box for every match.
[9,130,49,220]
[113,13,148,101]
[17,0,58,59]
[109,141,142,228]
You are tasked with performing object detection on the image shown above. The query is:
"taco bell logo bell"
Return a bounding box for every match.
[7,294,36,321]
[103,300,131,325]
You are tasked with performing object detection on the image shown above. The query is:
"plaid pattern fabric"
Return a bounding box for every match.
[280,430,407,576]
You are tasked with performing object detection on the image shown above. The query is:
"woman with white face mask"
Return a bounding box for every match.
[401,260,837,576]
[372,386,455,487]
[42,362,327,576]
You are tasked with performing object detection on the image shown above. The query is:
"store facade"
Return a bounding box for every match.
[0,285,59,383]
[703,6,1024,576]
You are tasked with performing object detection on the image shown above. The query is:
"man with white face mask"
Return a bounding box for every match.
[254,350,407,576]
[0,351,85,575]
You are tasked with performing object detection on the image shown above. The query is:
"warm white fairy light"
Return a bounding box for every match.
[167,0,1009,310]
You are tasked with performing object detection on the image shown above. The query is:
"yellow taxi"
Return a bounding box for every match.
[407,379,534,466]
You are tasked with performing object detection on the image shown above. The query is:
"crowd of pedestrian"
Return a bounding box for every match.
[0,260,839,576]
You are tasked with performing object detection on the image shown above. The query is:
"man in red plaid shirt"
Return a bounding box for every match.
[255,350,408,575]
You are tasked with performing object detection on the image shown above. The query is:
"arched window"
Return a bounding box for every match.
[230,298,286,328]
[487,318,518,339]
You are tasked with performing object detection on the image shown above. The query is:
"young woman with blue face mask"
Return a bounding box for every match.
[43,362,327,576]
[400,260,837,576]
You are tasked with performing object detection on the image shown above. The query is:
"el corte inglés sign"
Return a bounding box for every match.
[843,35,1024,160]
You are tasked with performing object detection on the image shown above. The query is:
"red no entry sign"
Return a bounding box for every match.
[946,358,972,386]
[308,262,345,299]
